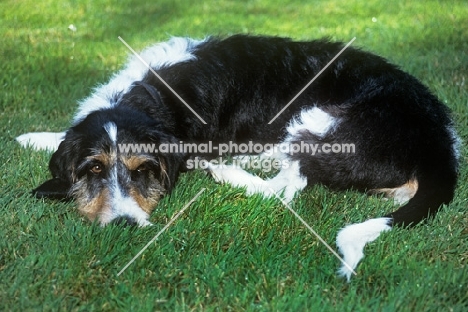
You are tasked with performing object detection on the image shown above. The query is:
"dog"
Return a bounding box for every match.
[16,35,460,280]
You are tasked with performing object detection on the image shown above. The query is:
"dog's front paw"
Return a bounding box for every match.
[16,132,65,151]
[205,162,235,184]
[206,163,270,196]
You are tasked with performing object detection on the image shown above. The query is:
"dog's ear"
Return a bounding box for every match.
[32,177,72,200]
[146,129,185,192]
[33,130,81,200]
[158,152,185,192]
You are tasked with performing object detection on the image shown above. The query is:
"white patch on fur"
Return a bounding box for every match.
[99,165,152,227]
[286,107,337,138]
[73,37,207,123]
[209,160,307,202]
[15,132,65,151]
[103,122,118,145]
[336,217,392,281]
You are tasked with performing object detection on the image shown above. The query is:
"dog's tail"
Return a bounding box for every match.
[336,159,458,281]
[386,166,457,226]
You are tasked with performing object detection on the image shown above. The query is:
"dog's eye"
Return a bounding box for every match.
[90,164,103,174]
[136,163,148,173]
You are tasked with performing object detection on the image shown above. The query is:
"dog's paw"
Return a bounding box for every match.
[336,218,392,281]
[16,132,65,151]
[206,163,238,184]
[206,163,271,196]
[205,162,225,182]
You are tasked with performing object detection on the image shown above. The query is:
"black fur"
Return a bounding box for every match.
[36,35,459,227]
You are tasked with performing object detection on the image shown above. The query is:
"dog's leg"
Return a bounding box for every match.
[336,163,457,281]
[208,160,307,202]
[335,180,418,280]
[336,217,392,281]
[16,132,65,151]
[368,178,419,205]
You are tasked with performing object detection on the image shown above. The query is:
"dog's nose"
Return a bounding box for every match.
[111,215,138,227]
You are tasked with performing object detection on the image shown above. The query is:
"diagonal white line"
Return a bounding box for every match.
[118,36,207,125]
[268,37,356,124]
[268,188,357,277]
[117,188,206,276]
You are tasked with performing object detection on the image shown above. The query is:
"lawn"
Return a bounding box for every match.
[1,0,467,310]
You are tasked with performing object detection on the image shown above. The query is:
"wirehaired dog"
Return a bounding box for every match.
[17,35,459,279]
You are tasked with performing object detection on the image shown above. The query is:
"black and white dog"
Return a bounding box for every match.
[17,35,460,280]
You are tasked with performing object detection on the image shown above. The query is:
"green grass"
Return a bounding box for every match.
[1,0,468,310]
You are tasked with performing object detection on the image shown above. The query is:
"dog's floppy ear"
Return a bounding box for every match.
[158,152,185,192]
[147,129,185,192]
[32,130,81,200]
[32,177,72,200]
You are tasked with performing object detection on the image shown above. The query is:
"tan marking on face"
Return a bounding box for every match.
[122,155,166,214]
[369,178,419,205]
[128,186,162,214]
[74,183,111,222]
[120,155,152,171]
[86,153,113,167]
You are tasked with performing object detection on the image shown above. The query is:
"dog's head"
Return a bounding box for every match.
[34,107,184,226]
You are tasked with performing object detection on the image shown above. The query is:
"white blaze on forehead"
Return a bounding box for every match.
[94,127,153,226]
[104,122,118,145]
